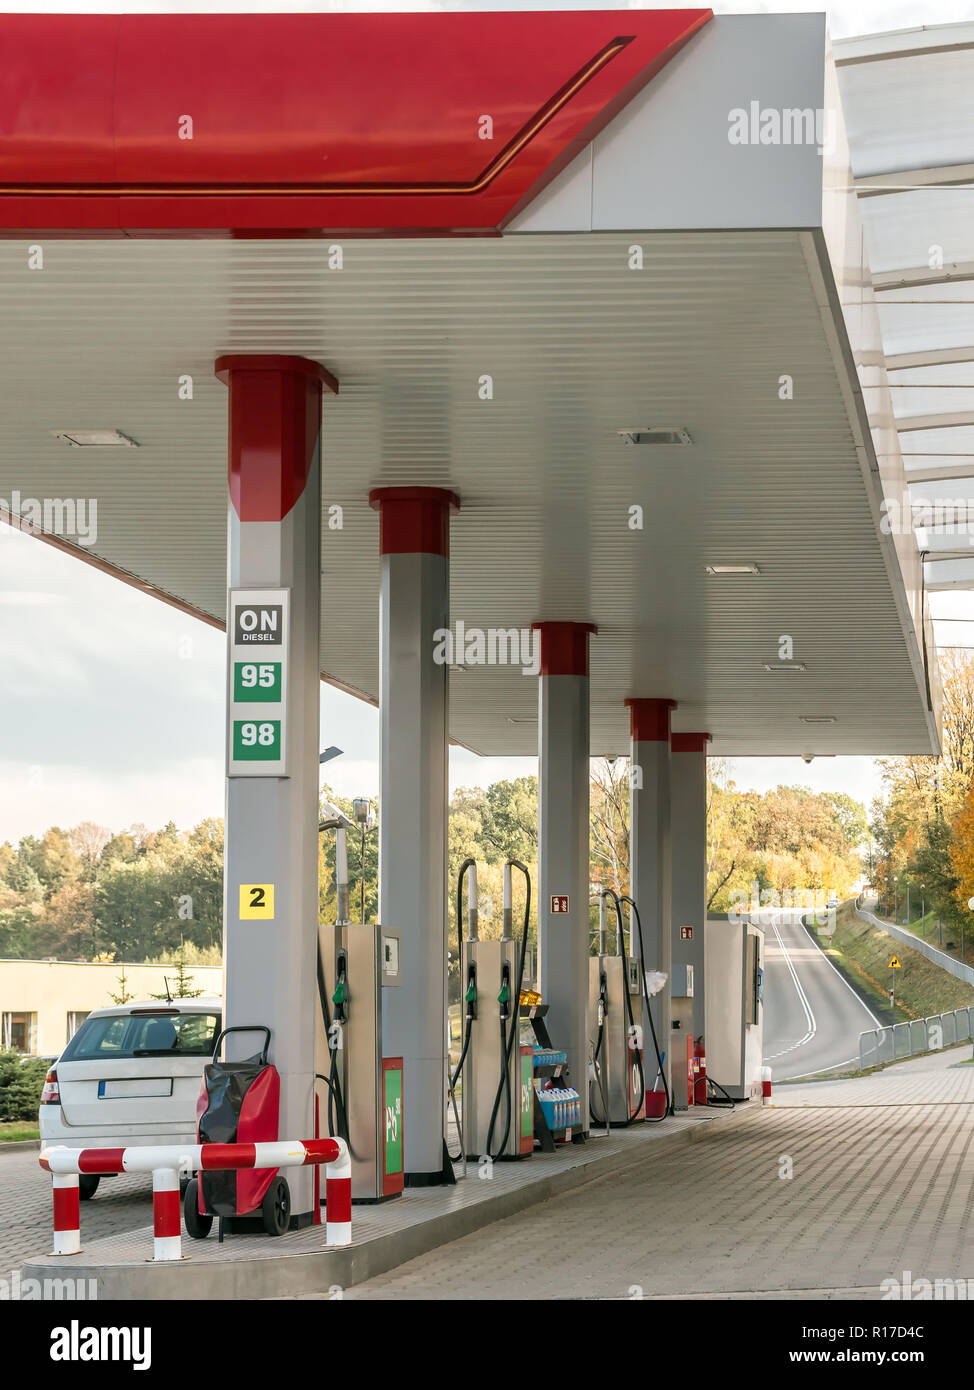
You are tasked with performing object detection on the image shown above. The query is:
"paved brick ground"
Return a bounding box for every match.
[0,1149,151,1270]
[9,1050,974,1298]
[313,1053,974,1300]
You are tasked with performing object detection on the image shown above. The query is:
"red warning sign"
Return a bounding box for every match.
[550,895,569,914]
[680,926,693,940]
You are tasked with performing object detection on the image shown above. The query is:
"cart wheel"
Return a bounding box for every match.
[78,1174,100,1201]
[261,1176,291,1236]
[183,1178,213,1240]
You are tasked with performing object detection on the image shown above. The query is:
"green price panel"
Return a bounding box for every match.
[383,1062,404,1190]
[233,660,282,703]
[232,719,282,762]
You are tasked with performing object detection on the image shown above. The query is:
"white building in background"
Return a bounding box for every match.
[0,959,222,1057]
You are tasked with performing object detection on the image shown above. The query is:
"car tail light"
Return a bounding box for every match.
[39,1070,60,1105]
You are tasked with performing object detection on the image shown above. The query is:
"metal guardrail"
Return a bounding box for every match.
[858,1008,974,1072]
[855,903,974,987]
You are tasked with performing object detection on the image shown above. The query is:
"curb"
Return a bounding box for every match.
[0,1140,41,1154]
[24,1104,760,1299]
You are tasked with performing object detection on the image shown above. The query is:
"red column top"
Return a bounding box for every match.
[531,621,597,676]
[625,697,677,742]
[369,487,460,557]
[215,354,338,523]
[671,732,712,754]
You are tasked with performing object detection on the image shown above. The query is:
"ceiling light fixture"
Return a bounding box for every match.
[617,427,692,446]
[799,715,836,725]
[51,429,139,447]
[763,662,807,672]
[706,563,761,576]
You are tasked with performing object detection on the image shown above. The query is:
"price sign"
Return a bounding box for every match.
[228,589,289,777]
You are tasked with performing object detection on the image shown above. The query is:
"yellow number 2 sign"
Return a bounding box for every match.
[239,884,275,920]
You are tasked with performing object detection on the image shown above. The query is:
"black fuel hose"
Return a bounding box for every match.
[485,860,531,1159]
[589,970,609,1126]
[601,888,646,1125]
[450,858,477,1095]
[447,859,478,1161]
[706,1072,736,1107]
[620,894,671,1121]
[316,941,349,1142]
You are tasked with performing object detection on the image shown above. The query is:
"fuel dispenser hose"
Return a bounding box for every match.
[484,859,531,1161]
[620,893,672,1122]
[595,889,646,1126]
[316,941,349,1143]
[446,858,478,1162]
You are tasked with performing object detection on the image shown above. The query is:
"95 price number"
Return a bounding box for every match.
[233,661,282,702]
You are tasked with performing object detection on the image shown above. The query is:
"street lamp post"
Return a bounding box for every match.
[920,884,925,936]
[906,879,911,926]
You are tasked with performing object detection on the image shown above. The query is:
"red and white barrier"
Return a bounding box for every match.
[761,1065,773,1107]
[51,1172,81,1256]
[40,1137,351,1261]
[152,1168,182,1261]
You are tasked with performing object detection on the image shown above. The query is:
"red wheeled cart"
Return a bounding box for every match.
[184,1025,291,1239]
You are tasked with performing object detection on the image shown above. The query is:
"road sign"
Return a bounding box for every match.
[889,955,901,969]
[550,895,569,914]
[228,588,289,777]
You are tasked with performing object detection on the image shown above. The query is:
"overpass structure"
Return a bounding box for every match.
[0,8,945,1273]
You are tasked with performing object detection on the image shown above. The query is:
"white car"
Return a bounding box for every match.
[39,998,222,1199]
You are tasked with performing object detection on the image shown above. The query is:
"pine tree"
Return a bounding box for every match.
[108,964,134,1005]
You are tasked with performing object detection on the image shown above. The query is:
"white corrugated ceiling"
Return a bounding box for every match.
[0,229,934,756]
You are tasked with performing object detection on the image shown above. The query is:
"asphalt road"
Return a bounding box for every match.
[761,908,881,1080]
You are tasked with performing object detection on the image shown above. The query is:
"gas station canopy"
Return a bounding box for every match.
[0,9,940,757]
[835,24,974,601]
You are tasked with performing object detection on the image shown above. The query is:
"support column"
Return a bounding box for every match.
[535,621,596,1134]
[627,697,676,1104]
[217,354,337,1222]
[671,732,711,1080]
[370,486,459,1183]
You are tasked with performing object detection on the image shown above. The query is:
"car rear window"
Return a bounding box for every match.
[60,1011,220,1062]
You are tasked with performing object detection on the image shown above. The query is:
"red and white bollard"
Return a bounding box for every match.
[41,1136,352,1260]
[51,1172,81,1256]
[152,1167,183,1261]
[325,1141,352,1247]
[761,1065,773,1107]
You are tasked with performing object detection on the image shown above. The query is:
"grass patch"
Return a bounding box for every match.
[830,902,974,1019]
[0,1121,39,1143]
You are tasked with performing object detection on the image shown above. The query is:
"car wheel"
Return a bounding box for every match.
[261,1176,290,1236]
[183,1178,213,1240]
[78,1174,100,1201]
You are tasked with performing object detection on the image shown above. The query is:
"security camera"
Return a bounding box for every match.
[801,754,814,764]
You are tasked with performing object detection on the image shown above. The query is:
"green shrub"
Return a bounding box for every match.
[0,1050,50,1121]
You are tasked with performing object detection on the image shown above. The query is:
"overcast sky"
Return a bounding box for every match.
[1,0,968,842]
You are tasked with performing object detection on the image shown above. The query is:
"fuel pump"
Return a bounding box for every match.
[455,859,534,1161]
[670,962,695,1111]
[619,893,672,1122]
[587,888,645,1125]
[315,802,405,1202]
